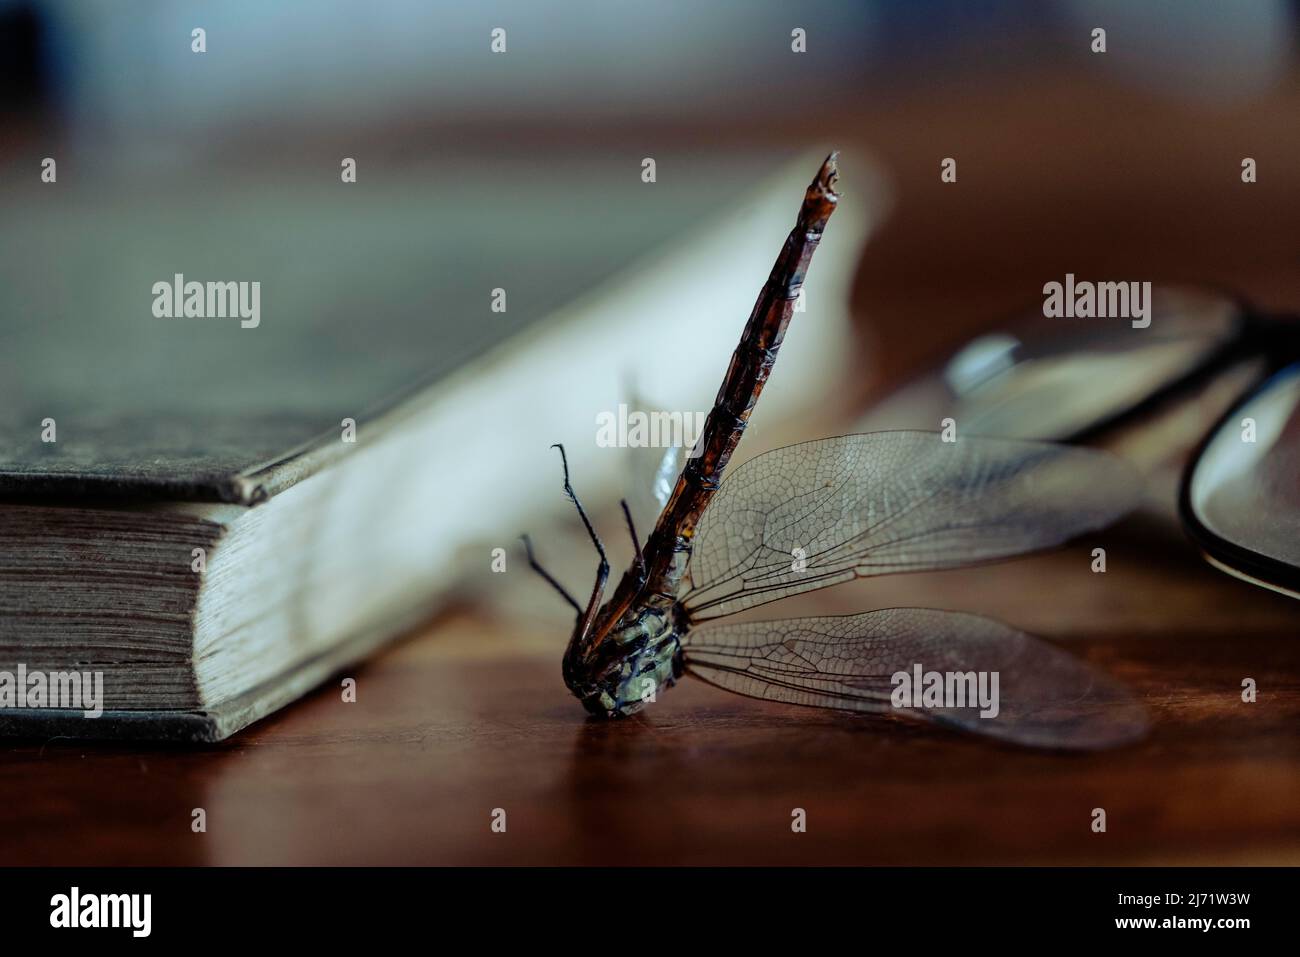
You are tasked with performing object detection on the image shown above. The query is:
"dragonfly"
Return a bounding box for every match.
[524,153,1148,750]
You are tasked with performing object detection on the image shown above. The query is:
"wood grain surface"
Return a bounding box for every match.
[2,515,1298,866]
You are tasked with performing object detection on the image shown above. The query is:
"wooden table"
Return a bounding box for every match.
[2,511,1297,865]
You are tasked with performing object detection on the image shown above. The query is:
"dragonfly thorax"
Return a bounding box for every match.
[562,596,685,718]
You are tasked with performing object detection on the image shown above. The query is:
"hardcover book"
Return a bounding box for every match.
[0,151,875,740]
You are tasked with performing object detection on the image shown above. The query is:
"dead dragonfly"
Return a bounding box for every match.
[524,153,1147,750]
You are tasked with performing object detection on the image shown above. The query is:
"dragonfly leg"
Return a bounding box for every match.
[550,444,610,639]
[520,534,582,616]
[619,498,647,585]
[550,444,608,567]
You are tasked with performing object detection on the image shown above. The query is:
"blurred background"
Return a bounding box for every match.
[4,0,1298,403]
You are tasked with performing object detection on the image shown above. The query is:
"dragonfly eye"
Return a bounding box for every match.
[564,608,682,717]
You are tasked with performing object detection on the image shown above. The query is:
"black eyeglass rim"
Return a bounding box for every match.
[1178,359,1300,599]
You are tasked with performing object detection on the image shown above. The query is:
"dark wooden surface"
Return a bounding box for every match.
[3,69,1299,866]
[1,515,1298,866]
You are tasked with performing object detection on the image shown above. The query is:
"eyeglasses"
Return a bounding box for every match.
[858,285,1300,598]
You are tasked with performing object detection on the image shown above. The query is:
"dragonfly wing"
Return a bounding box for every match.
[620,378,692,538]
[628,444,689,531]
[682,608,1148,749]
[682,431,1139,620]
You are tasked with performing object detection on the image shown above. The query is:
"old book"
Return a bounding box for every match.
[0,151,876,740]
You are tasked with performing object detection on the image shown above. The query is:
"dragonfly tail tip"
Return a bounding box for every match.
[819,151,840,191]
[802,152,841,226]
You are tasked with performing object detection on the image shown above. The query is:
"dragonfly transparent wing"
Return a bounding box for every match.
[683,431,1139,620]
[620,376,692,539]
[625,443,689,539]
[682,609,1148,749]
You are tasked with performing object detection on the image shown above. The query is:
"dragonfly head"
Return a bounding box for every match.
[562,599,684,717]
